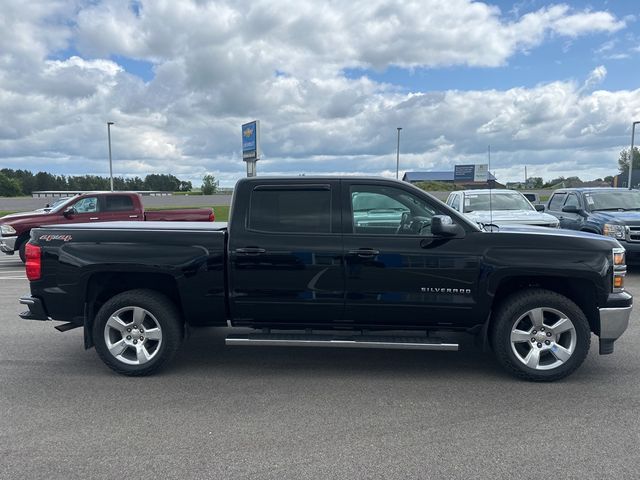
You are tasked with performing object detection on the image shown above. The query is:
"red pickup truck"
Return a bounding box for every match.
[0,192,215,261]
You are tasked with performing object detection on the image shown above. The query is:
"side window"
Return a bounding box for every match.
[350,185,439,236]
[73,197,98,213]
[564,194,579,208]
[248,187,331,233]
[450,194,460,211]
[548,193,567,211]
[104,195,134,212]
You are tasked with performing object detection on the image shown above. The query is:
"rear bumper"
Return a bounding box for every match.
[0,235,17,253]
[19,296,49,321]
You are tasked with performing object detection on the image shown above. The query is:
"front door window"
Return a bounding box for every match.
[350,185,438,236]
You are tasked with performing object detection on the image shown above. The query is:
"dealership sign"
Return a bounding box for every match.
[454,164,488,182]
[242,120,260,161]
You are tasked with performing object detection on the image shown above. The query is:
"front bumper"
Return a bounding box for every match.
[0,235,17,253]
[598,292,633,354]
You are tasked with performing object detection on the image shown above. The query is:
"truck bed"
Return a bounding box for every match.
[30,221,229,327]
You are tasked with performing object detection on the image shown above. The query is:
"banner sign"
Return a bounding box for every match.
[454,164,489,183]
[454,165,475,182]
[242,120,260,161]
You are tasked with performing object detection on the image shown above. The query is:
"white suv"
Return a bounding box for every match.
[445,189,559,228]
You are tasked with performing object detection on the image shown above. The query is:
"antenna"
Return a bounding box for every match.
[488,145,493,229]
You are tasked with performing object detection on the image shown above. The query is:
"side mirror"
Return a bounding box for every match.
[431,215,460,237]
[534,204,545,212]
[63,206,77,217]
[562,205,580,214]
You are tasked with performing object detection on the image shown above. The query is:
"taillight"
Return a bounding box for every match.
[209,210,215,222]
[25,243,41,281]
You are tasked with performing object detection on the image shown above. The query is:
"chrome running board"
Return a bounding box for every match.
[225,333,459,351]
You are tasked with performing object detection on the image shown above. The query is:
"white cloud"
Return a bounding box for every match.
[581,65,607,92]
[0,0,636,187]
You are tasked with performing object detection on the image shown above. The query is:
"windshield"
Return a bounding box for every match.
[586,191,640,211]
[463,192,533,213]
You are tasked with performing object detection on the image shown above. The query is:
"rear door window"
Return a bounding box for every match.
[104,195,135,212]
[248,186,332,233]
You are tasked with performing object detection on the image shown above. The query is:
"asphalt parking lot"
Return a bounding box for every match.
[1,254,639,479]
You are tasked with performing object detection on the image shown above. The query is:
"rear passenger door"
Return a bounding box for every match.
[228,181,344,326]
[100,195,144,222]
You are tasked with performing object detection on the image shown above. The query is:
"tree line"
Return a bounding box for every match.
[0,169,195,197]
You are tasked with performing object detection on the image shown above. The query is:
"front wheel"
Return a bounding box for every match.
[490,289,591,382]
[93,289,183,376]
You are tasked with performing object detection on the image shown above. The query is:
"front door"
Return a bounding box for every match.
[63,196,102,224]
[559,193,583,230]
[342,181,482,329]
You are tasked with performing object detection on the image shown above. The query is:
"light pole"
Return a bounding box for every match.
[629,121,640,190]
[396,127,402,179]
[107,121,114,191]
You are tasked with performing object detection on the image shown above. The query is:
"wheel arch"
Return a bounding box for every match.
[83,272,184,349]
[489,275,599,336]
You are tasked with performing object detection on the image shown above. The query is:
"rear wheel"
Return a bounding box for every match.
[93,289,183,376]
[490,289,591,381]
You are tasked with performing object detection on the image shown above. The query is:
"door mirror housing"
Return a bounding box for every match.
[431,215,460,237]
[63,206,77,217]
[534,204,545,212]
[562,205,581,214]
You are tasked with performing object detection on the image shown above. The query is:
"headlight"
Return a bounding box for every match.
[0,224,16,235]
[603,223,626,239]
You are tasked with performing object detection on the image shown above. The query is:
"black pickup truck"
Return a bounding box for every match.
[20,177,632,381]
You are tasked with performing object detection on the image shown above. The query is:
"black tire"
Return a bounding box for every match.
[490,289,591,382]
[93,289,183,376]
[18,239,27,263]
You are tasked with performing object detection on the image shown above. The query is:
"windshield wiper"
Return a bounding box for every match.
[592,208,629,212]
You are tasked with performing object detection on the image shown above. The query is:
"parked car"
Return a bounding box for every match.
[522,192,540,204]
[445,189,559,228]
[0,192,215,261]
[545,188,640,262]
[20,176,631,381]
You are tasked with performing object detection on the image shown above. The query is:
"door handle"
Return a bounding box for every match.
[348,248,380,258]
[89,217,99,220]
[129,215,139,218]
[235,247,266,255]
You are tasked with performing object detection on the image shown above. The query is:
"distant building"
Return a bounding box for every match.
[402,171,500,189]
[614,171,640,189]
